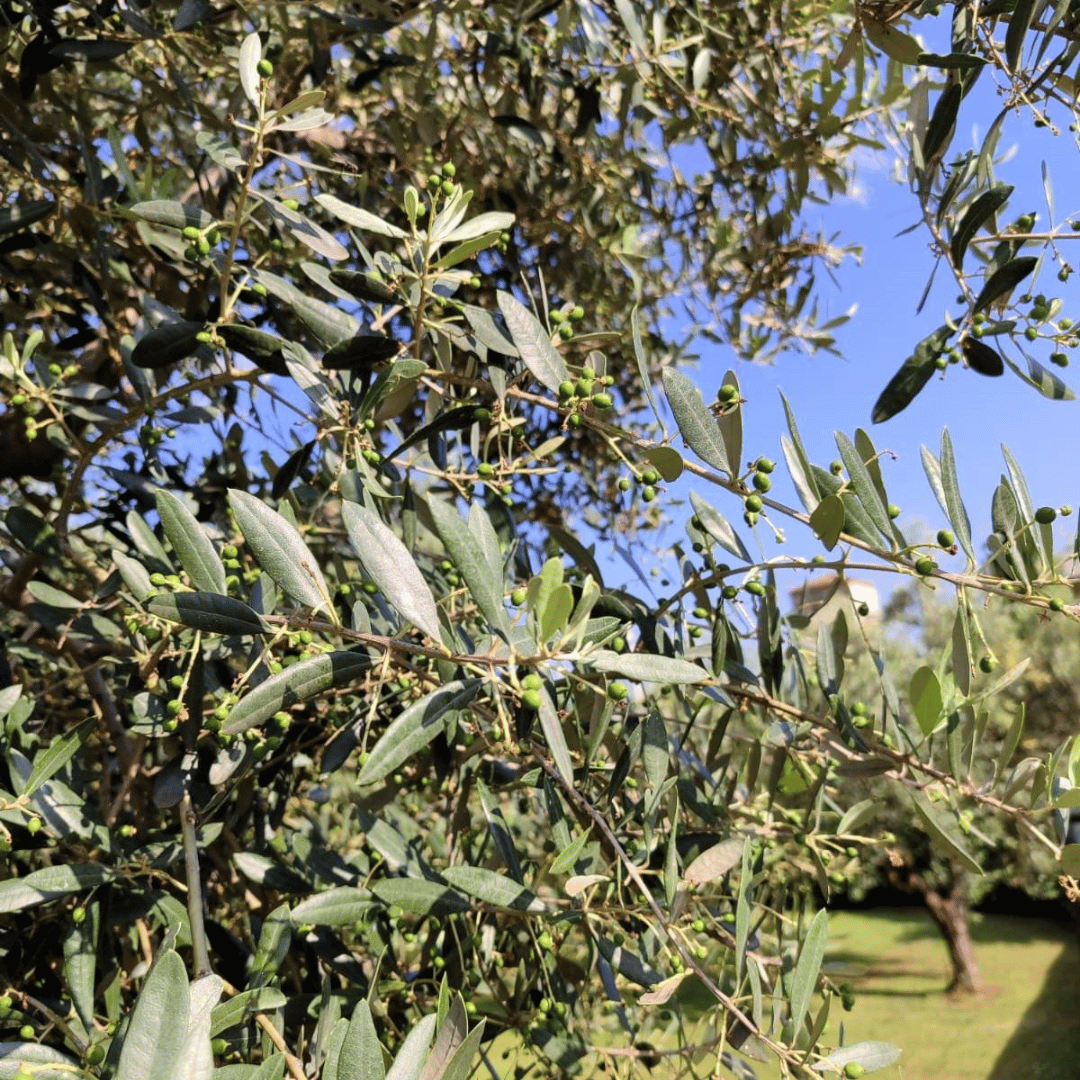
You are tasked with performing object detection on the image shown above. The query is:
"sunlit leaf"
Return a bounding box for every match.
[342,500,442,642]
[662,367,730,475]
[156,490,226,594]
[440,867,545,912]
[809,493,844,550]
[909,666,943,736]
[589,651,707,684]
[790,910,829,1035]
[228,490,334,618]
[238,31,263,108]
[497,291,568,393]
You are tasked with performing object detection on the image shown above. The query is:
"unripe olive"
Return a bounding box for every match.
[212,1037,230,1056]
[592,392,613,410]
[642,485,658,503]
[440,180,456,196]
[72,906,87,925]
[550,310,565,325]
[887,504,901,519]
[1051,352,1069,367]
[744,494,763,513]
[608,682,629,701]
[914,557,937,576]
[1049,597,1065,612]
[844,1063,864,1079]
[19,1024,35,1040]
[1060,504,1073,516]
[721,585,738,600]
[27,818,42,835]
[522,672,543,691]
[1025,326,1039,341]
[745,581,766,597]
[182,225,201,240]
[442,162,457,177]
[558,323,574,340]
[569,305,585,322]
[86,1044,106,1065]
[257,58,274,78]
[511,588,527,606]
[936,529,955,547]
[618,477,630,492]
[575,378,594,398]
[476,462,494,478]
[752,471,771,493]
[717,384,738,403]
[979,655,998,674]
[558,380,575,400]
[1034,505,1056,524]
[522,688,542,710]
[830,460,844,475]
[641,468,660,485]
[755,457,775,473]
[470,275,481,289]
[282,198,300,211]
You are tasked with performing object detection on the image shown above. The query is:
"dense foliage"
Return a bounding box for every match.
[1,4,1080,1080]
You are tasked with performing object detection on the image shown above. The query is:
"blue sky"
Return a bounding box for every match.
[649,89,1080,600]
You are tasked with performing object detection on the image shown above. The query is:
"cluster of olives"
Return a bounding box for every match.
[549,303,585,340]
[558,362,612,428]
[181,223,224,264]
[743,456,775,523]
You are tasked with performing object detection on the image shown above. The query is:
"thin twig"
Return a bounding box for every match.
[180,792,212,978]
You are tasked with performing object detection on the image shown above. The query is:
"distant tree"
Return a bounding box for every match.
[826,581,1077,994]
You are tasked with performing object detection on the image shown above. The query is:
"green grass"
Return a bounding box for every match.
[810,909,1080,1080]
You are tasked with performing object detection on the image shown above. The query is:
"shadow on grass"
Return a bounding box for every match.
[985,938,1080,1080]
[886,909,1073,947]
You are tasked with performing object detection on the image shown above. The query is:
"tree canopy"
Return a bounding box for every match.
[1,3,1080,1080]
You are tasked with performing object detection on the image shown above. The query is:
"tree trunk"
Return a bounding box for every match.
[918,864,985,995]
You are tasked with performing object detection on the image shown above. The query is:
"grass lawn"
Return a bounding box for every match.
[482,909,1080,1079]
[804,908,1080,1080]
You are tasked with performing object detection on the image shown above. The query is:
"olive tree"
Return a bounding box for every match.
[1,5,1079,1080]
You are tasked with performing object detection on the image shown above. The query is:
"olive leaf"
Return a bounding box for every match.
[973,256,1038,313]
[497,291,568,393]
[130,322,204,369]
[228,490,335,619]
[662,367,730,475]
[357,680,480,786]
[156,489,226,594]
[961,337,1004,376]
[950,184,1013,268]
[222,651,371,736]
[871,324,953,423]
[148,592,268,637]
